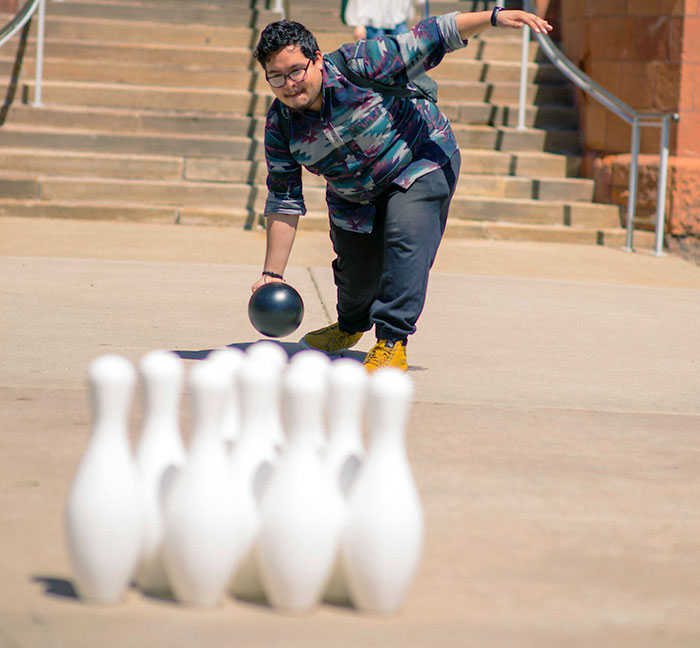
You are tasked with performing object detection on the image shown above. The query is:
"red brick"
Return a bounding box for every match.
[639,124,667,155]
[583,102,609,150]
[585,17,609,59]
[682,17,700,62]
[589,60,624,95]
[587,1,620,17]
[676,110,700,154]
[635,16,671,61]
[620,62,656,108]
[565,0,585,19]
[679,62,697,109]
[652,61,683,109]
[605,17,636,60]
[606,112,633,152]
[685,0,700,14]
[659,0,688,14]
[694,64,700,107]
[668,17,684,62]
[627,0,661,15]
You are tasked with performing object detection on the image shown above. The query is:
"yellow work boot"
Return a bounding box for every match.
[362,339,408,373]
[300,322,363,353]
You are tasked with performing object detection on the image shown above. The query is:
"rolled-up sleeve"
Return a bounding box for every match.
[263,106,306,216]
[436,12,469,53]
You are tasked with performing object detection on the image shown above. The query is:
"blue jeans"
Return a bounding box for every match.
[365,23,408,39]
[330,151,461,343]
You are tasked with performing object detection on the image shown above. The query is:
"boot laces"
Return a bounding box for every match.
[364,341,396,367]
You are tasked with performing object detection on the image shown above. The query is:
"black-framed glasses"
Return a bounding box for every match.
[266,59,312,88]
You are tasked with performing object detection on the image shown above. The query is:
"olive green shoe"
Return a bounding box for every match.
[299,322,364,353]
[362,339,408,373]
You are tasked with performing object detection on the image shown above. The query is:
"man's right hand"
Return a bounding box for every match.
[251,274,284,293]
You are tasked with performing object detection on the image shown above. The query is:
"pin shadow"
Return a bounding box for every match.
[32,576,78,600]
[173,341,367,363]
[173,340,302,361]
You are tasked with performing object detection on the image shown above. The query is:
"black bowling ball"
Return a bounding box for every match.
[248,281,304,338]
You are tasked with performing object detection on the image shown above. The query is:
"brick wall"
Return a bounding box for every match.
[0,0,19,12]
[556,1,700,243]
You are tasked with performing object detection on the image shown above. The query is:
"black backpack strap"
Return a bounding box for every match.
[272,99,291,142]
[327,49,426,100]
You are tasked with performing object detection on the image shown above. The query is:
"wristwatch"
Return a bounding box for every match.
[491,6,503,27]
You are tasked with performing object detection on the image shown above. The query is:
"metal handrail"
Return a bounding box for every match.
[1,0,46,107]
[519,0,678,256]
[0,0,39,46]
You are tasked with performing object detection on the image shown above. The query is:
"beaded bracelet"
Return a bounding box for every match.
[262,270,284,280]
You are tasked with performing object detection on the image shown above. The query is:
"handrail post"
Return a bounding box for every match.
[517,25,530,130]
[32,0,45,107]
[623,116,641,252]
[272,0,287,19]
[653,114,671,257]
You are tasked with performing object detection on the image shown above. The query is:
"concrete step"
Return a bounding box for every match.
[183,149,576,185]
[0,170,601,223]
[454,174,594,202]
[34,176,253,207]
[22,39,253,69]
[423,79,572,105]
[443,220,655,249]
[0,148,581,191]
[1,56,257,90]
[42,16,254,48]
[452,124,580,154]
[432,59,565,84]
[0,126,254,158]
[448,196,621,228]
[46,0,254,27]
[0,199,252,226]
[0,148,184,179]
[21,80,254,114]
[2,104,259,138]
[439,101,577,128]
[0,172,326,212]
[450,39,542,63]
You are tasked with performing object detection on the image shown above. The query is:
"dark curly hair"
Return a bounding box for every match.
[253,20,320,69]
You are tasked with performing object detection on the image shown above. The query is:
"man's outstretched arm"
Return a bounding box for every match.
[455,8,553,40]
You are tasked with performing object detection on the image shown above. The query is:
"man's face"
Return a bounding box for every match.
[264,45,324,112]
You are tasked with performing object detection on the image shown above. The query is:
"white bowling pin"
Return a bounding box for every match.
[255,361,345,612]
[228,352,283,601]
[134,350,186,595]
[206,347,245,450]
[287,349,331,449]
[341,368,424,614]
[162,362,241,607]
[244,341,287,449]
[323,358,367,605]
[325,357,367,496]
[65,354,143,604]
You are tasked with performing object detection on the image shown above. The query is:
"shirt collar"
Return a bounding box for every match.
[322,53,344,91]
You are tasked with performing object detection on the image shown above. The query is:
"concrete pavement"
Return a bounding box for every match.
[2,216,700,647]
